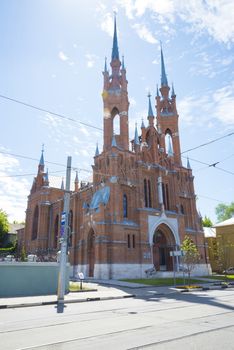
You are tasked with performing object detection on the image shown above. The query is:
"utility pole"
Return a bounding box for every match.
[57,156,72,313]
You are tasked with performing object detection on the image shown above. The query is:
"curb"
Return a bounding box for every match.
[0,294,136,310]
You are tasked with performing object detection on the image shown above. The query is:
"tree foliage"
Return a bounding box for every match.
[215,202,234,223]
[0,209,9,246]
[181,236,200,284]
[202,215,213,227]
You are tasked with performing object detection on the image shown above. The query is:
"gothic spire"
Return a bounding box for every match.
[148,92,154,117]
[141,118,145,129]
[134,123,140,145]
[160,43,168,87]
[112,13,119,60]
[38,144,45,173]
[95,143,99,156]
[187,157,191,169]
[171,82,176,97]
[156,84,159,97]
[74,171,79,191]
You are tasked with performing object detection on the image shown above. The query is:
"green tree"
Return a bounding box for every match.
[202,215,213,227]
[181,236,200,285]
[0,209,9,247]
[215,202,234,222]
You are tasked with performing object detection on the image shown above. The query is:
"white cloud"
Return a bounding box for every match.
[85,53,98,68]
[132,23,158,44]
[129,97,137,107]
[58,51,69,61]
[118,0,234,44]
[0,152,30,222]
[178,84,234,127]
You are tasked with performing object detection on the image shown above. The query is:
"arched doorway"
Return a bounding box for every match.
[87,229,95,277]
[152,224,176,271]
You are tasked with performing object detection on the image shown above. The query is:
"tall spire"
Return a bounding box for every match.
[187,157,191,169]
[171,82,176,97]
[39,144,44,166]
[95,143,99,157]
[112,12,119,60]
[148,92,154,117]
[160,43,168,87]
[134,123,140,145]
[74,171,79,191]
[38,144,45,173]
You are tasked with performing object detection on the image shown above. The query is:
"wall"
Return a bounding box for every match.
[0,262,69,297]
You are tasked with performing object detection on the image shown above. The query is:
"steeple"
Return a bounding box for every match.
[187,157,191,169]
[74,171,79,191]
[38,144,45,173]
[102,14,129,151]
[148,93,154,117]
[134,123,140,145]
[160,43,168,87]
[141,118,145,129]
[112,13,119,60]
[171,83,176,97]
[95,143,99,157]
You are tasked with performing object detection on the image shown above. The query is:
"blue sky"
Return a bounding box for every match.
[0,0,233,223]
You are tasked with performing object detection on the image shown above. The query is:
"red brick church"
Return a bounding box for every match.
[22,18,209,279]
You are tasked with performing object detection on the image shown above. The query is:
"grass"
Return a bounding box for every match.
[120,278,205,286]
[69,281,90,292]
[202,274,234,281]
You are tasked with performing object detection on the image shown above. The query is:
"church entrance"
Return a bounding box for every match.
[152,224,176,271]
[87,230,95,277]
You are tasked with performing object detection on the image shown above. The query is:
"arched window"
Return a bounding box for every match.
[54,215,59,248]
[123,194,128,218]
[180,205,185,214]
[32,205,39,240]
[113,113,120,135]
[144,179,148,207]
[165,129,173,155]
[162,183,170,210]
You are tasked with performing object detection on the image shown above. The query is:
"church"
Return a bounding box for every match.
[22,18,209,279]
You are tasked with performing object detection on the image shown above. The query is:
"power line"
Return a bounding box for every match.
[181,132,234,154]
[0,94,102,132]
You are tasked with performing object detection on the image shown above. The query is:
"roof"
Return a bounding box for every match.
[214,217,234,227]
[203,227,216,238]
[8,223,25,234]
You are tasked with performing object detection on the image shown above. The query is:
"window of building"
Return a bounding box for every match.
[162,183,170,210]
[32,205,39,240]
[148,179,152,208]
[144,179,148,207]
[123,194,128,218]
[127,234,131,248]
[165,129,174,155]
[132,234,135,248]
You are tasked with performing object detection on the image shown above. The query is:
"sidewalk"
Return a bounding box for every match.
[0,278,233,309]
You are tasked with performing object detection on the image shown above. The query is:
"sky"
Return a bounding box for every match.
[0,0,233,224]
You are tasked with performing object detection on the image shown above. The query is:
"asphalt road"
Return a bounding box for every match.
[1,288,234,350]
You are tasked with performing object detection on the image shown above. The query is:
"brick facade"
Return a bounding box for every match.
[22,19,209,279]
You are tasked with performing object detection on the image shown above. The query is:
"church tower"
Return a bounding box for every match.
[102,14,129,151]
[156,45,181,165]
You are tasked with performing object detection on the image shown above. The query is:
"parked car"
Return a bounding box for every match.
[224,267,234,275]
